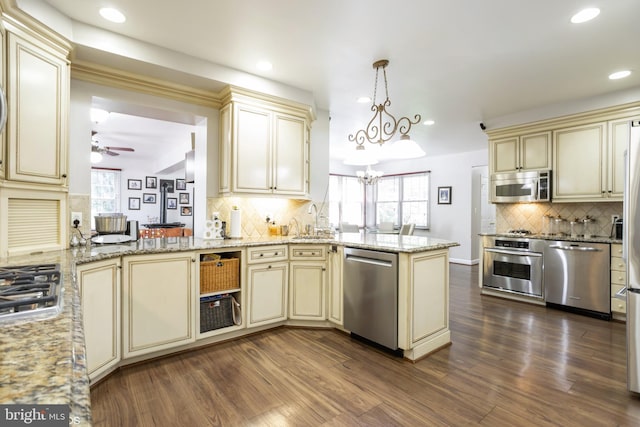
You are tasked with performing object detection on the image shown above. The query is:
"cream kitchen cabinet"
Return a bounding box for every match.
[246,245,289,327]
[553,119,631,202]
[289,245,326,321]
[611,243,626,318]
[77,258,121,383]
[489,131,551,174]
[398,249,451,361]
[219,89,311,197]
[4,20,69,186]
[0,22,5,179]
[327,245,343,325]
[122,252,196,359]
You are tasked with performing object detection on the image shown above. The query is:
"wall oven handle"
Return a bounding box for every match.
[548,245,602,252]
[484,248,542,257]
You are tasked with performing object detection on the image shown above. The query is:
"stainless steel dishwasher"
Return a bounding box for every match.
[543,240,610,319]
[343,247,398,350]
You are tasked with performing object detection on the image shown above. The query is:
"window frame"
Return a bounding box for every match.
[374,171,430,229]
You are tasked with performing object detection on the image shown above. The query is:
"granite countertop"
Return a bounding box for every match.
[480,232,622,245]
[0,232,459,425]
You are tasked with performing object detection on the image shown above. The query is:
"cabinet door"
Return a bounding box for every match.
[273,113,306,195]
[0,24,5,179]
[6,28,68,185]
[490,137,519,173]
[246,262,288,327]
[327,246,343,325]
[78,258,121,382]
[122,253,196,358]
[289,261,326,320]
[520,132,551,171]
[608,118,633,199]
[553,122,606,201]
[218,103,232,193]
[233,105,271,193]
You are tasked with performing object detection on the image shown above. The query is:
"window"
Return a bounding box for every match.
[375,172,430,228]
[329,175,364,227]
[91,168,121,228]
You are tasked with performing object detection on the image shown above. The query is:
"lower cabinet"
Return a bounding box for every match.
[327,245,343,325]
[398,249,451,360]
[246,261,288,327]
[122,252,196,359]
[611,243,626,317]
[77,258,120,383]
[289,245,327,321]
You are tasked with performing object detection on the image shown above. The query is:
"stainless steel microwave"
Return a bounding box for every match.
[490,170,551,203]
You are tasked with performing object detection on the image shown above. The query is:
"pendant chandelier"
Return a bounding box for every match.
[348,59,425,159]
[356,165,383,185]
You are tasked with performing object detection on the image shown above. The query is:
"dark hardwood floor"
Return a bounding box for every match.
[90,264,640,426]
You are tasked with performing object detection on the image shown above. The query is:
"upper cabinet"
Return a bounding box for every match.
[3,19,69,186]
[490,131,551,174]
[219,88,312,198]
[553,118,636,202]
[0,22,5,179]
[487,102,640,203]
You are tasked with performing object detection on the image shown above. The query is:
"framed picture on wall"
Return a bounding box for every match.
[145,176,157,189]
[143,193,156,204]
[129,197,141,210]
[181,206,192,216]
[179,192,189,204]
[167,198,177,209]
[127,179,142,190]
[437,186,452,204]
[176,179,186,191]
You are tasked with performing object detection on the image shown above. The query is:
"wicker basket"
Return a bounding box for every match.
[200,295,235,333]
[200,258,239,293]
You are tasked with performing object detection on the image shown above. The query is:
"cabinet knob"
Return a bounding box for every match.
[322,267,326,271]
[259,253,264,257]
[62,174,67,178]
[268,265,272,269]
[274,252,279,256]
[192,258,196,262]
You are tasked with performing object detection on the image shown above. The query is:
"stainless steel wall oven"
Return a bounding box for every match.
[482,236,545,299]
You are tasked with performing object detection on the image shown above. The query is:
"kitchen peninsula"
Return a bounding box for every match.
[0,233,458,425]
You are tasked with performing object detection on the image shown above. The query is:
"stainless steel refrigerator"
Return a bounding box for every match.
[626,119,640,393]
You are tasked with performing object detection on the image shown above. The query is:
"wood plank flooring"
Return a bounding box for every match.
[90,264,640,426]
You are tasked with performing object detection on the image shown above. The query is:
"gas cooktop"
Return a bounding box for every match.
[0,264,63,322]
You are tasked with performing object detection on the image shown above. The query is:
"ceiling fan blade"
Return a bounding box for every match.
[105,146,135,152]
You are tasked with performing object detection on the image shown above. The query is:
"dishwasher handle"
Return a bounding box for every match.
[345,254,394,268]
[548,244,602,252]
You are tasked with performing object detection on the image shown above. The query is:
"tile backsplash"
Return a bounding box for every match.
[496,201,623,237]
[206,197,327,238]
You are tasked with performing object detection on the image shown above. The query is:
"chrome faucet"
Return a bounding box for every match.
[307,203,318,235]
[288,217,301,237]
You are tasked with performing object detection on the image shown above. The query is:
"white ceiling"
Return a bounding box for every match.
[37,0,640,164]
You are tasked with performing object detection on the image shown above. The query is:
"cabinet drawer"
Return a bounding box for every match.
[611,297,627,314]
[611,270,626,286]
[247,245,288,264]
[611,256,626,272]
[290,245,326,261]
[611,244,623,257]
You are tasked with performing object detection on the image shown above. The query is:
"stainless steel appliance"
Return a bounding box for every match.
[343,247,398,350]
[543,240,610,319]
[0,264,62,322]
[482,235,545,299]
[490,170,551,203]
[626,119,640,393]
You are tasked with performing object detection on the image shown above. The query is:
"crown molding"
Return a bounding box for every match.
[71,60,223,109]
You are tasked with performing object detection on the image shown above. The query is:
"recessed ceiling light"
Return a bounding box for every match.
[99,7,126,24]
[609,70,631,80]
[357,96,371,103]
[570,7,600,24]
[256,60,273,71]
[423,119,435,126]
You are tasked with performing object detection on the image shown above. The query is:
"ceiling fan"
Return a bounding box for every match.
[91,130,135,156]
